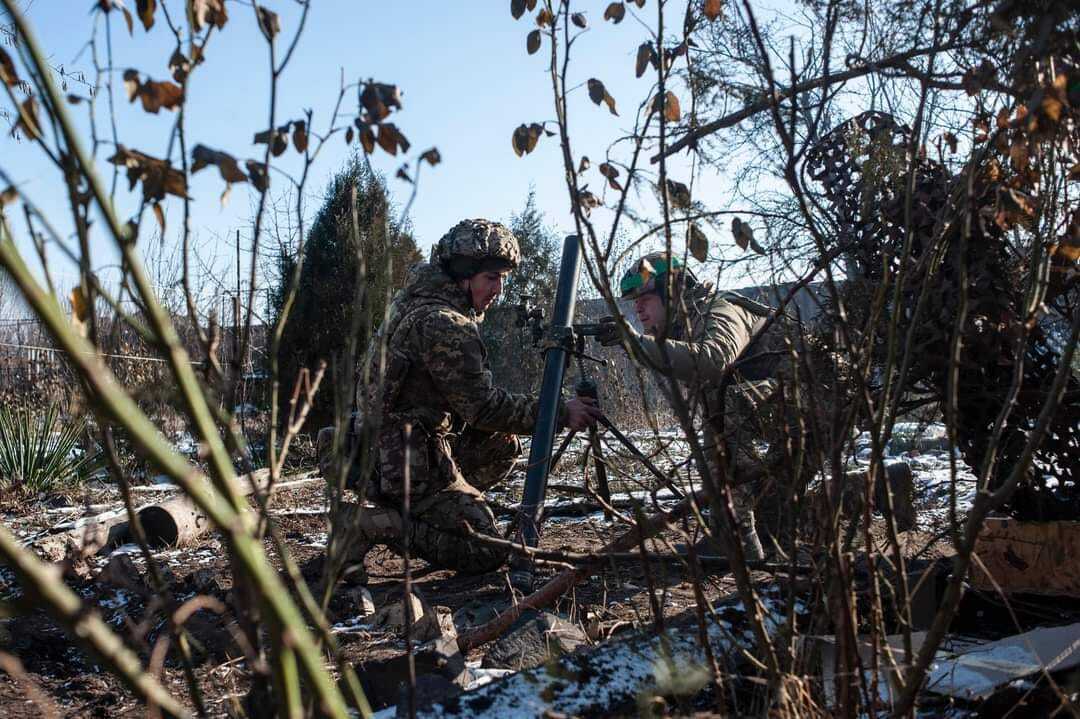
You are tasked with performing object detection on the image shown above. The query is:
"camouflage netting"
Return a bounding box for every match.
[806,111,1080,519]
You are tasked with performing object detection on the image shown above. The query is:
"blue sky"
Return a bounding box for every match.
[1,0,795,302]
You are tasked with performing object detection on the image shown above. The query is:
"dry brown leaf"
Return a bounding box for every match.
[527,29,541,55]
[245,161,269,191]
[635,42,654,78]
[536,7,554,26]
[512,125,527,157]
[253,127,289,156]
[136,0,155,30]
[511,0,527,20]
[191,145,248,184]
[571,12,587,28]
[603,2,625,23]
[420,147,441,166]
[587,78,618,116]
[731,217,764,253]
[191,0,228,32]
[360,82,402,123]
[578,156,590,173]
[70,286,90,338]
[0,48,18,87]
[703,0,723,21]
[665,179,691,209]
[0,186,17,207]
[15,97,41,140]
[257,6,280,38]
[152,202,165,234]
[345,126,354,145]
[292,120,308,154]
[688,223,708,262]
[360,126,376,154]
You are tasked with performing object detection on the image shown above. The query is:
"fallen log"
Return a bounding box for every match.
[457,489,705,653]
[31,469,318,560]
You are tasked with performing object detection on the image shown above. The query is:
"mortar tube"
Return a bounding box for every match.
[518,235,582,547]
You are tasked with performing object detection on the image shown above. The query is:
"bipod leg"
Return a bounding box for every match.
[586,424,613,521]
[547,428,578,476]
[597,415,684,499]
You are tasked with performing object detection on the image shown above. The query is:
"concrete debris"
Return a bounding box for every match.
[373,592,443,642]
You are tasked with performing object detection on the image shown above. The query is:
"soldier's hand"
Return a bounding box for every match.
[565,397,603,431]
[595,316,624,347]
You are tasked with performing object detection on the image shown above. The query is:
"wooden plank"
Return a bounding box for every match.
[972,518,1080,596]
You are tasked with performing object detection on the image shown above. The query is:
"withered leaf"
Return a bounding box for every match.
[599,162,619,181]
[108,145,188,201]
[0,48,18,87]
[665,178,690,209]
[512,124,529,157]
[360,82,402,123]
[136,0,155,30]
[576,188,600,214]
[629,0,644,6]
[67,94,86,104]
[420,147,441,166]
[345,126,354,145]
[1009,137,1029,172]
[703,0,723,21]
[688,223,708,262]
[732,217,765,254]
[604,2,625,23]
[191,144,248,184]
[526,0,537,9]
[360,126,376,154]
[635,42,654,78]
[527,29,541,55]
[587,78,618,116]
[256,6,280,39]
[0,186,17,207]
[253,126,289,156]
[571,12,587,28]
[120,6,134,35]
[377,123,410,155]
[943,132,958,153]
[70,286,90,337]
[511,0,526,20]
[536,7,554,26]
[152,201,165,234]
[527,123,543,152]
[578,156,590,173]
[123,69,140,102]
[168,49,192,83]
[15,97,41,140]
[292,120,308,154]
[137,79,184,113]
[396,166,412,184]
[1041,94,1063,124]
[653,90,680,122]
[190,0,228,32]
[245,160,269,191]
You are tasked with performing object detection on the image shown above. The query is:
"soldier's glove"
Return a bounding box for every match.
[595,316,626,347]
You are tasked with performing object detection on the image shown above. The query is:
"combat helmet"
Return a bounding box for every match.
[619,251,697,304]
[434,219,521,279]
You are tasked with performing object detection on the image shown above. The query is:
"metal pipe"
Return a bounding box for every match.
[518,235,582,547]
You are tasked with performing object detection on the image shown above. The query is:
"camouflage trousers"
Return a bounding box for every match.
[375,424,521,574]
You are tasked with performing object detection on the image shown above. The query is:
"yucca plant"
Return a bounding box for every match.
[0,405,100,494]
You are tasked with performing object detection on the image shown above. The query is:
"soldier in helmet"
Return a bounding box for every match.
[597,252,776,561]
[327,219,601,585]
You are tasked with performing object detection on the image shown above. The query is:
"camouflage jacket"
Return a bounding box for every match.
[363,262,543,442]
[636,284,780,431]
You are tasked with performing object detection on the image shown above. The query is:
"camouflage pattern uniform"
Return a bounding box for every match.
[632,277,782,556]
[356,220,550,574]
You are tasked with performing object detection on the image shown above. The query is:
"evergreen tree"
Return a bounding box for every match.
[271,154,421,430]
[501,187,558,307]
